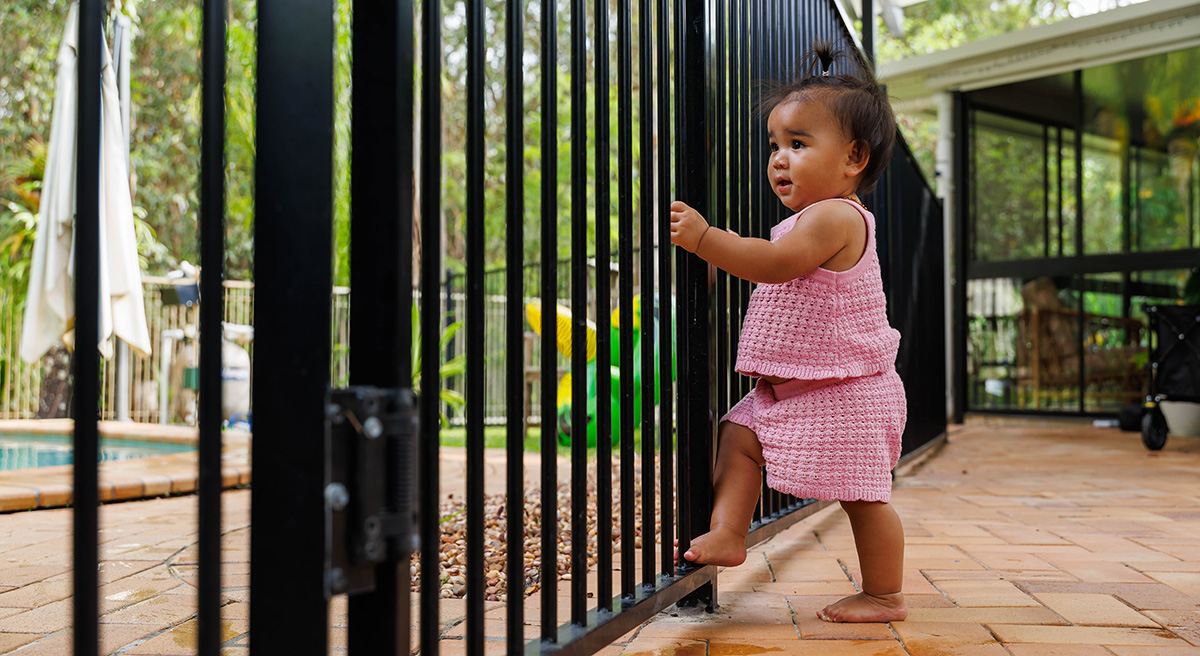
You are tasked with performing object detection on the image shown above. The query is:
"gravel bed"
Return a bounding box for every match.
[411,455,666,602]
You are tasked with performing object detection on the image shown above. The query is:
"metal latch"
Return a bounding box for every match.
[323,386,418,598]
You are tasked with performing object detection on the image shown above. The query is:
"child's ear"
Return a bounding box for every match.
[845,140,869,177]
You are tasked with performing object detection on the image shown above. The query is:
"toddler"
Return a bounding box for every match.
[669,40,908,624]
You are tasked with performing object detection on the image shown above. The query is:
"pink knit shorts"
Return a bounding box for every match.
[721,370,907,503]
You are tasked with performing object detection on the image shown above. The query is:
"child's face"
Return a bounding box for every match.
[766,97,862,212]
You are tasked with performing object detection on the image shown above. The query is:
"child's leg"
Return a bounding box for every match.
[681,421,764,567]
[818,500,908,623]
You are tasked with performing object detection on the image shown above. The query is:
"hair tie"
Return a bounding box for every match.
[821,69,831,76]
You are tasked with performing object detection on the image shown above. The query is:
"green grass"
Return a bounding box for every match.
[437,424,645,457]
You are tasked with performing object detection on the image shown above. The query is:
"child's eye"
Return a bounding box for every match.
[769,142,778,152]
[792,140,804,149]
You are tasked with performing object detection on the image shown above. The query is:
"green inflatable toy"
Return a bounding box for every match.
[526,297,676,447]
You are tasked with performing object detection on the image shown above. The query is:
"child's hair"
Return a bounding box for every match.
[758,40,895,195]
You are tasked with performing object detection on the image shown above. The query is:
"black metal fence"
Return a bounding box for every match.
[63,1,945,655]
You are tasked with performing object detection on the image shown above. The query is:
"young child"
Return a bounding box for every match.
[669,40,907,624]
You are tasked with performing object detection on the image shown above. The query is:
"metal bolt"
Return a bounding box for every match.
[328,568,347,594]
[1181,334,1187,341]
[325,483,349,511]
[364,516,382,538]
[363,416,383,439]
[364,540,380,560]
[326,404,344,423]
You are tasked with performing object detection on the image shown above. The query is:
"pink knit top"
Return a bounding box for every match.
[735,198,900,381]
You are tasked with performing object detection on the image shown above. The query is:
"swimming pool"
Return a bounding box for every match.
[0,434,195,471]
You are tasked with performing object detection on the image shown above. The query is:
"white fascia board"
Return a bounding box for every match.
[831,0,867,52]
[879,0,1200,103]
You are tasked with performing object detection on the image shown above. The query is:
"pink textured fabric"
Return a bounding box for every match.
[735,198,901,381]
[722,372,906,502]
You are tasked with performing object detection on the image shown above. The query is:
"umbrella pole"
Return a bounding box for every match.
[116,339,130,421]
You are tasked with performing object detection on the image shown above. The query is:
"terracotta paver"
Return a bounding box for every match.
[0,417,1197,655]
[623,419,1200,655]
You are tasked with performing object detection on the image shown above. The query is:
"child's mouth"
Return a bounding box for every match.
[776,181,792,194]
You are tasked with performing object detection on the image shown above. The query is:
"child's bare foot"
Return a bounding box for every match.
[679,525,748,567]
[816,592,907,623]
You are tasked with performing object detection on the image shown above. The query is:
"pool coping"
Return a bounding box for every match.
[0,419,251,513]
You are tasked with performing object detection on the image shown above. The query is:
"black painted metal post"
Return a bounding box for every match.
[198,0,226,652]
[952,92,969,424]
[348,0,415,651]
[618,0,637,603]
[569,0,589,628]
[539,0,560,639]
[595,0,614,617]
[862,0,875,66]
[74,2,102,654]
[640,0,658,593]
[677,0,714,609]
[714,0,728,427]
[656,0,674,582]
[504,0,526,652]
[465,0,486,650]
[251,0,334,651]
[418,0,444,648]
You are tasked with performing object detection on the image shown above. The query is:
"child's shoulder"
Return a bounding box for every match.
[777,198,867,238]
[799,197,868,224]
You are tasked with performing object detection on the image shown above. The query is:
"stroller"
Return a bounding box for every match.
[1142,304,1200,450]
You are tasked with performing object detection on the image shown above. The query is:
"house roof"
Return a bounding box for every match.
[877,0,1200,112]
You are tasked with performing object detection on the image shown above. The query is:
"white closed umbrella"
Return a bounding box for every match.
[21,1,152,365]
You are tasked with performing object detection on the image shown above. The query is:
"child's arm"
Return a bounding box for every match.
[669,200,858,284]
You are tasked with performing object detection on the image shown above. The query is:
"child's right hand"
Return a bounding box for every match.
[669,201,710,253]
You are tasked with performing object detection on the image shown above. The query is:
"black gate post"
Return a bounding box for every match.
[197,0,227,652]
[347,0,416,652]
[73,1,103,654]
[251,0,335,651]
[952,92,969,424]
[676,0,715,611]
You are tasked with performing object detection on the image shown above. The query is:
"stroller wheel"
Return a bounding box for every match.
[1141,408,1168,451]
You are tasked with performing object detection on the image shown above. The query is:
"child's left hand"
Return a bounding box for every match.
[670,201,710,253]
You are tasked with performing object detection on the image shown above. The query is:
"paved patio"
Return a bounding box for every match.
[0,418,1195,654]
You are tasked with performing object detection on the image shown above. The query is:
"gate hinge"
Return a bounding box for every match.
[323,386,418,598]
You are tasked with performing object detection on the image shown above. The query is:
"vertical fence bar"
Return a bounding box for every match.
[656,0,674,580]
[595,0,615,616]
[714,0,727,428]
[726,0,739,416]
[677,0,715,604]
[74,1,102,654]
[251,0,334,650]
[505,0,525,651]
[570,0,589,627]
[951,92,968,423]
[465,0,487,650]
[639,0,657,593]
[672,0,691,574]
[751,1,765,527]
[618,0,637,603]
[348,0,415,649]
[419,0,444,648]
[540,0,560,637]
[198,0,226,651]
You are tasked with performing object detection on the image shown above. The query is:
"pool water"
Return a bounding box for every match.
[0,434,195,471]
